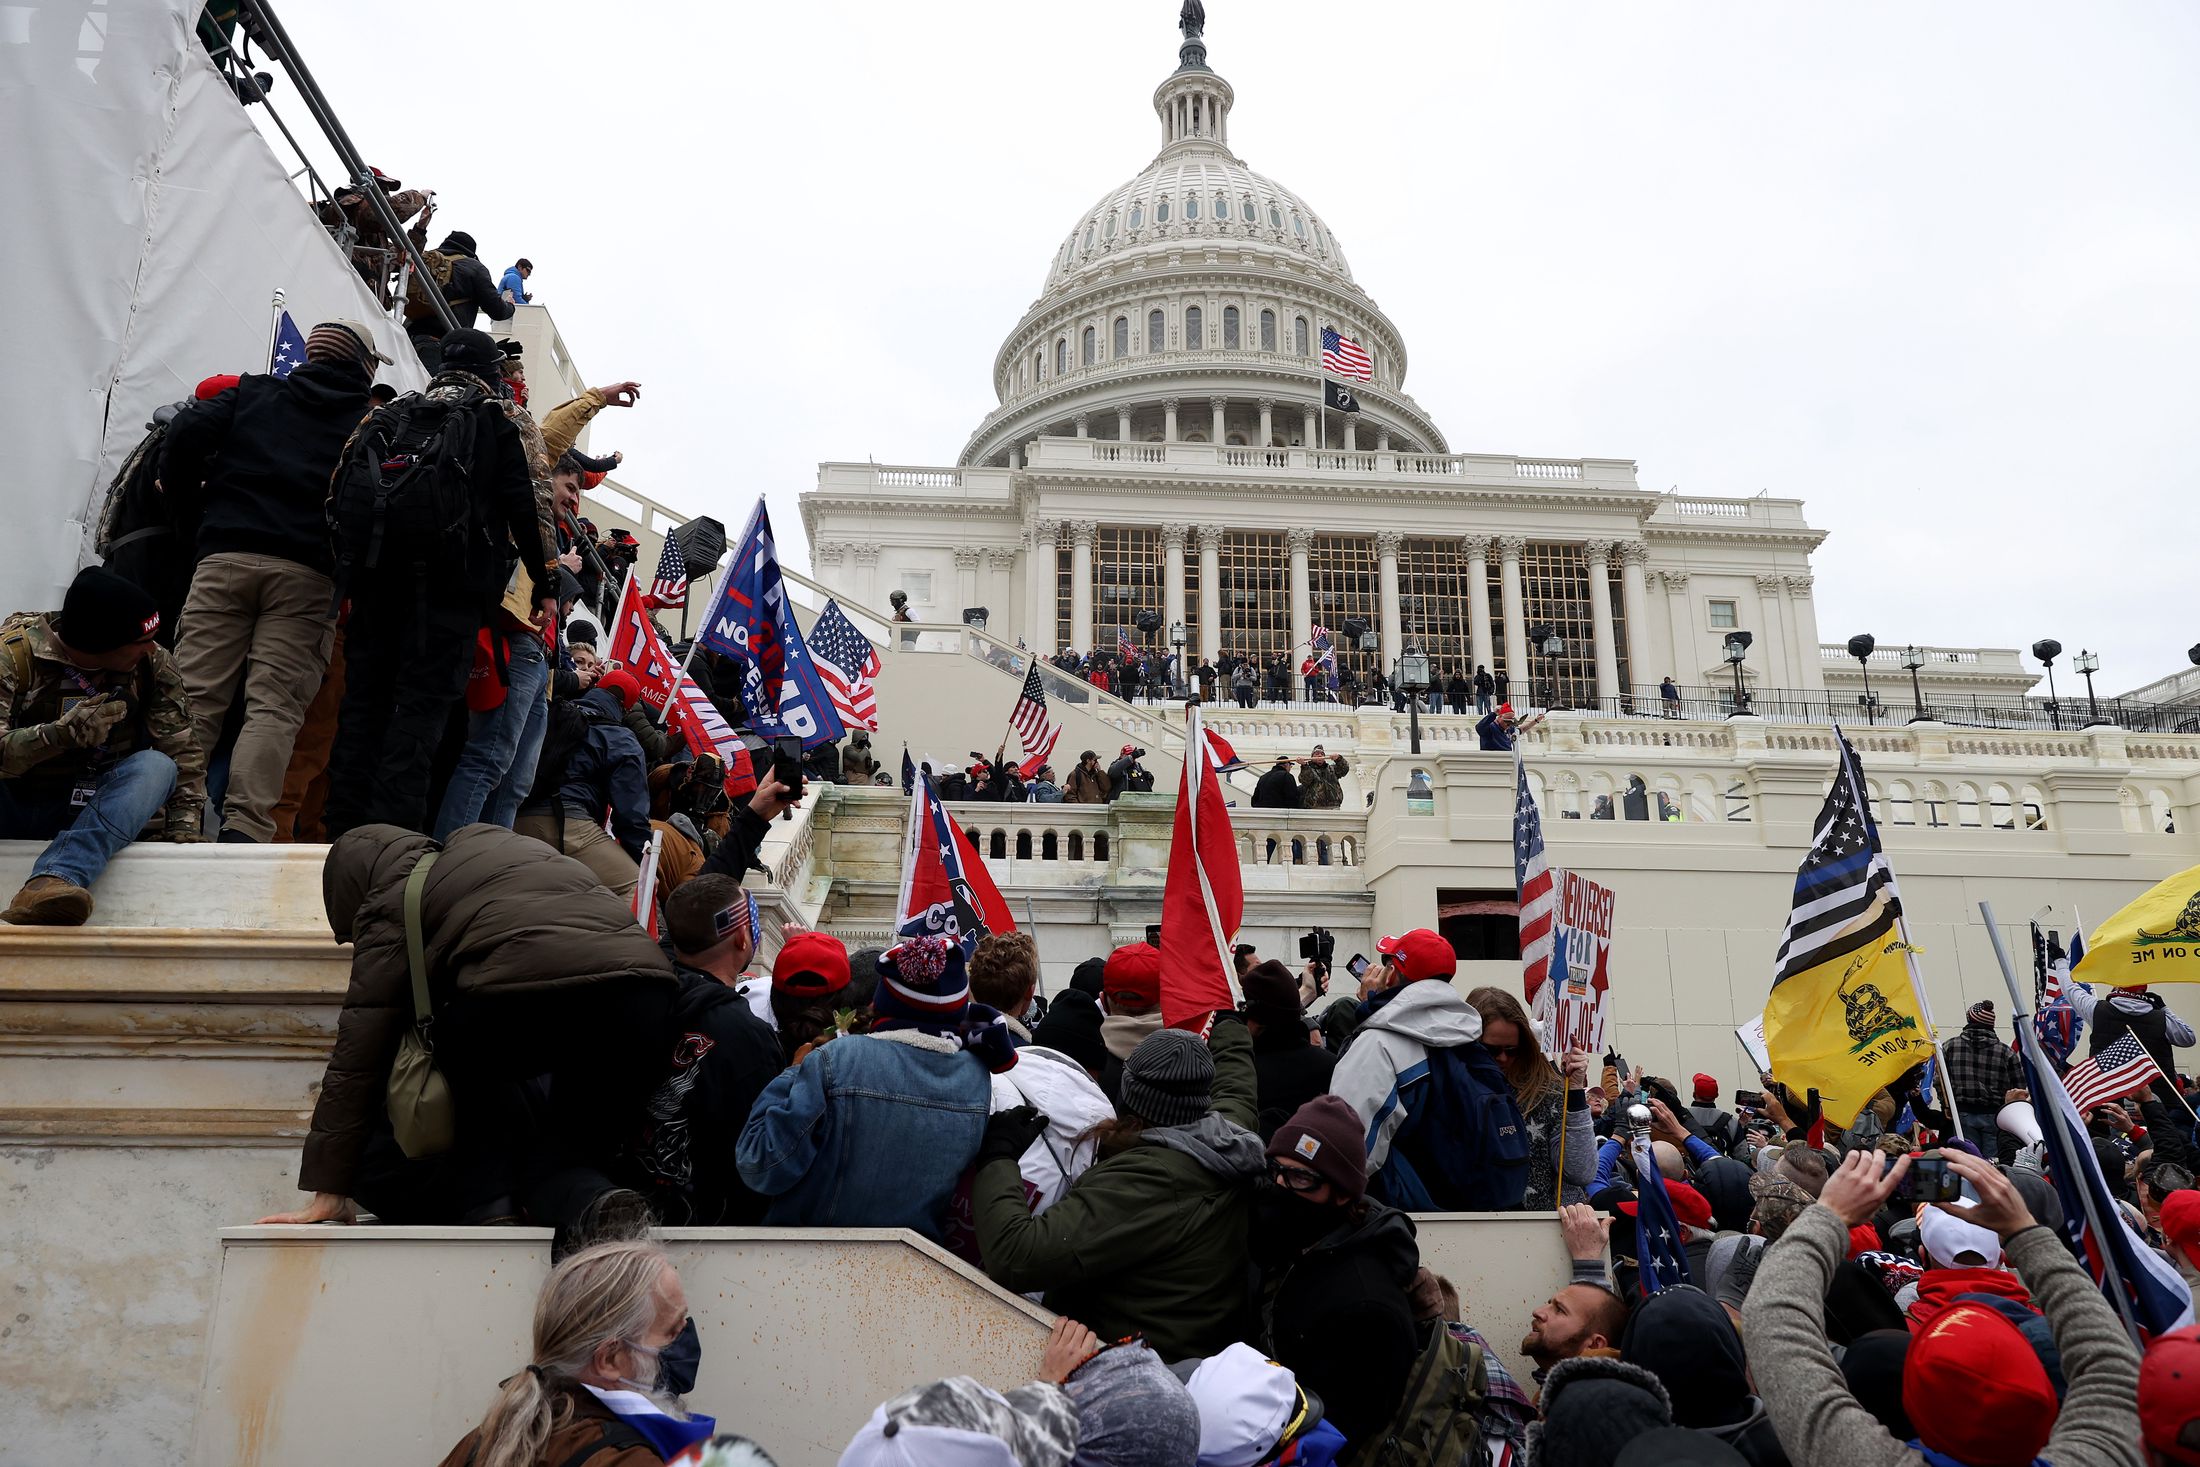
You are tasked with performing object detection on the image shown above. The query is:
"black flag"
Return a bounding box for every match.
[1323,379,1361,414]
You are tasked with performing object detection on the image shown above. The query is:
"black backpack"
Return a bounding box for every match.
[329,382,490,585]
[1374,1042,1532,1212]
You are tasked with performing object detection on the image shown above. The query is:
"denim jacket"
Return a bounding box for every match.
[735,1030,992,1240]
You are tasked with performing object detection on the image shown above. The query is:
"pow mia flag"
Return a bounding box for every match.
[1323,379,1362,414]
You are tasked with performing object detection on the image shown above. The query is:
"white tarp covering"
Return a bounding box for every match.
[0,0,426,615]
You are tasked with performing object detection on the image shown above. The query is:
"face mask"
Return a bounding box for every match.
[1250,1179,1340,1264]
[628,1316,702,1397]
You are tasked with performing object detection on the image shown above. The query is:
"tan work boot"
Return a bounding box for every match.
[2,876,93,926]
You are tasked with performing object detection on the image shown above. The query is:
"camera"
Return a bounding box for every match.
[1298,928,1335,968]
[1128,747,1147,760]
[1897,1151,1964,1204]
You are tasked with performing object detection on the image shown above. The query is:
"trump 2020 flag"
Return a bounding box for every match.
[1158,705,1243,1031]
[607,573,680,714]
[699,499,791,712]
[896,770,1013,956]
[269,311,307,378]
[2019,1039,2193,1338]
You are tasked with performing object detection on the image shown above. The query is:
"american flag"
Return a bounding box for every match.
[2033,921,2087,1068]
[643,534,688,611]
[1628,1126,1697,1296]
[1008,662,1058,760]
[1515,752,1556,999]
[1118,626,1138,663]
[2021,1039,2193,1337]
[1310,625,1338,690]
[1320,325,1373,382]
[807,598,881,730]
[2065,1032,2165,1114]
[269,310,306,379]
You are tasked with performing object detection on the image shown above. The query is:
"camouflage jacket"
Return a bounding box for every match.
[494,395,557,569]
[0,613,206,822]
[1297,756,1348,809]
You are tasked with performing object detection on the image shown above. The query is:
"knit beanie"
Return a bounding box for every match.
[1528,1356,1674,1467]
[1120,1028,1214,1127]
[58,566,161,653]
[1240,959,1303,1028]
[1069,957,1108,998]
[1903,1303,2058,1467]
[873,935,971,1026]
[1030,988,1107,1077]
[1267,1096,1368,1199]
[1967,999,1995,1026]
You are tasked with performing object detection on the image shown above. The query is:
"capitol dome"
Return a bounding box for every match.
[958,8,1445,467]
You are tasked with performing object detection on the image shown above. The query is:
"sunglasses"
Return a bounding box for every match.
[1268,1162,1325,1192]
[1482,1041,1521,1057]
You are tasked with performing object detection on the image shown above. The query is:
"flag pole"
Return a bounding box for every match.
[1982,899,2144,1346]
[266,287,287,371]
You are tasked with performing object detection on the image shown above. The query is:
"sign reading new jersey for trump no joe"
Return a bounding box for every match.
[1546,870,1616,1055]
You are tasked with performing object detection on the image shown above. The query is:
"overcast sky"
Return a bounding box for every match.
[270,1,2199,693]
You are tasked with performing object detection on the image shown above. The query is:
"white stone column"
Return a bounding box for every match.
[853,545,880,610]
[1197,525,1223,663]
[1498,535,1529,691]
[1464,535,1494,678]
[1117,407,1132,441]
[1752,574,1789,689]
[1257,397,1274,447]
[1786,574,1825,691]
[1073,414,1090,439]
[815,541,848,596]
[1007,445,1023,470]
[1584,540,1621,702]
[1027,521,1058,654]
[1162,523,1189,655]
[984,547,1017,633]
[1376,531,1403,672]
[1209,396,1227,445]
[954,546,980,616]
[1287,526,1313,698]
[1619,542,1654,696]
[1069,520,1096,654]
[1302,404,1317,447]
[1376,428,1391,452]
[1661,571,1694,684]
[1163,398,1179,442]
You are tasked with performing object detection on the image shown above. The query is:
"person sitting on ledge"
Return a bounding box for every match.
[0,566,206,926]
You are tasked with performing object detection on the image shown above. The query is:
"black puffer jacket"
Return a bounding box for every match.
[1251,763,1299,809]
[1257,1200,1420,1445]
[160,361,372,575]
[625,963,783,1224]
[302,822,676,1196]
[435,234,515,329]
[1620,1284,1791,1467]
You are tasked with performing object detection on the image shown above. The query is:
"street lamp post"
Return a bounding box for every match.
[1541,629,1566,711]
[2032,639,2063,731]
[1901,644,1929,723]
[1169,621,1187,700]
[2074,649,2102,725]
[1400,647,1430,754]
[1848,634,1878,725]
[1724,631,1755,716]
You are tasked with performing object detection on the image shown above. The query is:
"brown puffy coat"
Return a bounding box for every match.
[300,822,676,1195]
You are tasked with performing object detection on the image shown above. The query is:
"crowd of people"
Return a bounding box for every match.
[1045,646,1521,715]
[335,897,2200,1467]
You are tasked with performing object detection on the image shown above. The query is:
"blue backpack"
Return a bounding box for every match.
[1371,1042,1532,1212]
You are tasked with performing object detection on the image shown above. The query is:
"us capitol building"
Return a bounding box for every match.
[804,7,1994,714]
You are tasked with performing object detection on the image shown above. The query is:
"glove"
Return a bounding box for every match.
[50,693,129,749]
[976,1105,1049,1171]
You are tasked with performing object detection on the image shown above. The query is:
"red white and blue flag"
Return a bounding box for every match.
[1515,752,1557,1017]
[1008,663,1059,768]
[896,770,1014,957]
[2020,1039,2193,1338]
[1320,325,1373,382]
[607,573,680,714]
[1310,625,1339,690]
[1627,1126,1697,1296]
[643,533,689,611]
[808,599,881,731]
[270,310,306,379]
[2064,1032,2165,1115]
[698,500,845,750]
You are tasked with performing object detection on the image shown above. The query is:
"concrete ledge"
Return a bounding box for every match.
[0,840,334,930]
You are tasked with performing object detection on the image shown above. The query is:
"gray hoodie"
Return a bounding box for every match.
[1329,980,1484,1176]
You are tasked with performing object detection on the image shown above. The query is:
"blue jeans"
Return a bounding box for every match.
[0,749,177,889]
[433,634,551,839]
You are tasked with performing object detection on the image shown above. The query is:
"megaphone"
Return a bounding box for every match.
[1997,1101,2044,1149]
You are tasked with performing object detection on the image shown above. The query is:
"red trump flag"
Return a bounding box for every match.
[1159,707,1244,1030]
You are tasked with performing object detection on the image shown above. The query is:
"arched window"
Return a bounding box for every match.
[1148,308,1165,351]
[1186,194,1200,220]
[1259,309,1276,351]
[1184,305,1203,348]
[1068,830,1085,861]
[1213,193,1228,220]
[1055,338,1068,375]
[1157,197,1171,224]
[1129,203,1143,229]
[1269,204,1283,230]
[1093,831,1109,861]
[1223,306,1240,349]
[1081,326,1096,366]
[989,830,1007,860]
[1082,223,1095,251]
[1015,830,1033,860]
[1041,830,1059,861]
[1103,211,1117,240]
[1293,316,1309,356]
[1241,196,1256,222]
[1113,316,1129,358]
[1291,211,1305,238]
[1032,348,1043,382]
